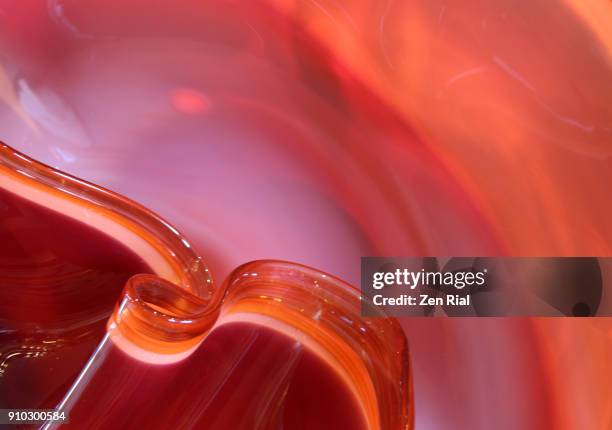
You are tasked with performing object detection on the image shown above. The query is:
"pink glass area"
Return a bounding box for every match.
[0,1,611,429]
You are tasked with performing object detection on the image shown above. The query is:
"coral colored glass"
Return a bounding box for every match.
[0,143,413,429]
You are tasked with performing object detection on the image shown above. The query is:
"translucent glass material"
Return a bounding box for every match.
[0,142,412,429]
[0,1,611,429]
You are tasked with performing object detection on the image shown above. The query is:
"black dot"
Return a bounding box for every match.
[572,302,591,317]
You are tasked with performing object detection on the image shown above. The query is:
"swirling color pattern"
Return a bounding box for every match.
[0,0,611,429]
[0,143,412,429]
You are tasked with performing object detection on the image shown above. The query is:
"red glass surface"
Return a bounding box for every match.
[0,143,412,429]
[63,323,368,430]
[0,1,610,428]
[0,186,150,409]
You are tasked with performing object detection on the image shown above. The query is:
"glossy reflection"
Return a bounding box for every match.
[58,323,369,430]
[52,261,411,429]
[0,185,149,409]
[0,1,611,429]
[0,144,412,429]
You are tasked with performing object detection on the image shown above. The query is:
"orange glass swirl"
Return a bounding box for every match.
[0,142,412,429]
